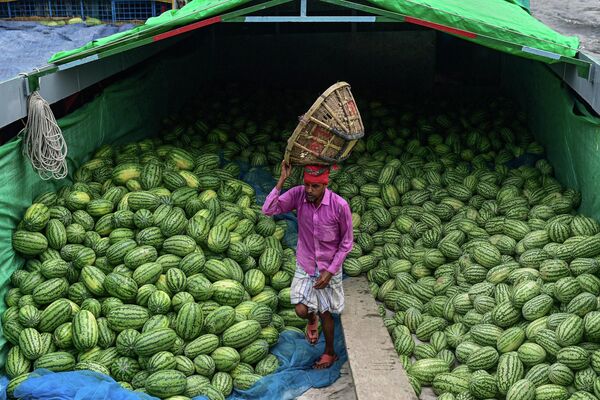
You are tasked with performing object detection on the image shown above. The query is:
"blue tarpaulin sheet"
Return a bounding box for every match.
[230,316,348,400]
[0,21,134,82]
[238,164,299,250]
[10,317,347,400]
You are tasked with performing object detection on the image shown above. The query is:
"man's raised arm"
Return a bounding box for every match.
[262,161,299,216]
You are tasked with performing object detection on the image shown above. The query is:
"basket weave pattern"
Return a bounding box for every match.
[285,82,364,166]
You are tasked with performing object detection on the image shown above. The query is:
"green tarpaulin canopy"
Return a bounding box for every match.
[368,0,578,60]
[48,0,577,66]
[48,0,254,63]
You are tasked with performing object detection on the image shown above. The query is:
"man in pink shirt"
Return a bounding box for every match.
[262,161,353,369]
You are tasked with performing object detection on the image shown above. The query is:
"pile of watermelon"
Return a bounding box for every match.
[6,134,307,399]
[7,85,600,400]
[120,90,600,400]
[325,98,600,400]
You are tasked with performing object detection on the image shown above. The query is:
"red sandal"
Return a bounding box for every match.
[313,353,338,369]
[305,316,319,345]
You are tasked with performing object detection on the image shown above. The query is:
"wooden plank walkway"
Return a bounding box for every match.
[340,276,418,400]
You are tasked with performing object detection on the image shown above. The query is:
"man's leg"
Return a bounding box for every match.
[313,311,337,369]
[320,311,335,356]
[295,303,318,323]
[295,304,318,344]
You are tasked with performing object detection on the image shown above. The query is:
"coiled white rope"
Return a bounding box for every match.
[20,91,68,180]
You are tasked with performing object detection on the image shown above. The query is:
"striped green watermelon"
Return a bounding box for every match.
[496,352,525,395]
[163,235,197,257]
[535,384,569,400]
[12,231,48,256]
[221,320,262,349]
[506,378,535,400]
[72,310,98,351]
[107,305,150,332]
[255,354,279,376]
[5,346,31,378]
[33,351,76,372]
[408,358,450,385]
[147,351,177,373]
[145,369,187,397]
[18,328,43,360]
[134,328,178,357]
[557,346,590,370]
[468,370,497,399]
[211,346,241,372]
[103,273,138,301]
[38,299,73,333]
[204,306,237,335]
[175,302,204,340]
[32,278,68,305]
[233,373,262,390]
[207,225,231,253]
[212,279,245,307]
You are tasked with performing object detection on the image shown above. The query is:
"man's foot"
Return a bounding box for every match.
[313,353,338,369]
[305,315,319,345]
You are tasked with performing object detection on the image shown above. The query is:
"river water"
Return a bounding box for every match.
[531,0,600,59]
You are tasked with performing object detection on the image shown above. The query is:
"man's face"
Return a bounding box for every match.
[304,183,326,202]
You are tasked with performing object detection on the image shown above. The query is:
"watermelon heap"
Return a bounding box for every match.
[324,99,600,400]
[168,90,600,399]
[6,135,307,399]
[7,86,600,400]
[252,92,600,400]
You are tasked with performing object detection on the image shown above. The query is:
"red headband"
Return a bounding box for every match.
[304,165,330,185]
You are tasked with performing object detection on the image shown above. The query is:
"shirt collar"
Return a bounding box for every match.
[302,188,331,206]
[321,188,331,206]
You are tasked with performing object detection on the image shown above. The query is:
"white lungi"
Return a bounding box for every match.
[290,263,344,314]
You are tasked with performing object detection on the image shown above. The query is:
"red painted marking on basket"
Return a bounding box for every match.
[309,141,324,153]
[313,126,332,141]
[153,16,222,42]
[346,100,357,115]
[404,16,477,39]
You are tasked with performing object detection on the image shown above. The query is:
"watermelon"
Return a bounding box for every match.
[13,231,48,256]
[134,328,178,357]
[145,369,187,397]
[72,310,99,351]
[212,279,245,307]
[34,351,76,372]
[234,373,262,390]
[222,320,262,349]
[175,302,204,340]
[107,305,150,332]
[19,328,44,360]
[408,358,450,385]
[103,273,138,301]
[5,346,31,378]
[211,347,241,372]
[239,339,269,364]
[163,235,197,257]
[497,352,525,395]
[204,306,237,335]
[207,225,231,253]
[506,379,535,400]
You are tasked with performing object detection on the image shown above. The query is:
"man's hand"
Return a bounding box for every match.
[276,160,292,190]
[313,271,333,289]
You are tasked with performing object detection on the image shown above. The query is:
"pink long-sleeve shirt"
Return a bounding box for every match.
[262,185,353,276]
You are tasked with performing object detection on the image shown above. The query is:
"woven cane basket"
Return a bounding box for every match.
[284,82,364,166]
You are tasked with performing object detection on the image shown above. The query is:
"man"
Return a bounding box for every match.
[262,161,353,369]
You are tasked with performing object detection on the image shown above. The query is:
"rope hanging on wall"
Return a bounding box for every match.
[20,91,68,180]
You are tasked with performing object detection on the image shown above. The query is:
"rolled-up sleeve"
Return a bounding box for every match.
[262,186,300,216]
[326,202,353,275]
